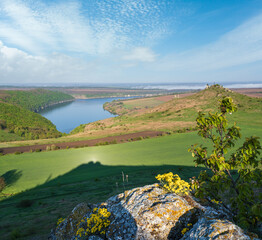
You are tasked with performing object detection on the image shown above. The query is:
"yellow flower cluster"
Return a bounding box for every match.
[155,172,191,195]
[75,207,111,238]
[76,227,85,238]
[181,227,189,235]
[57,218,65,226]
[211,199,222,204]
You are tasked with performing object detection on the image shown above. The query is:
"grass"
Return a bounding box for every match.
[0,132,202,239]
[0,133,199,195]
[82,86,262,137]
[0,86,261,239]
[123,97,164,109]
[0,123,261,239]
[0,131,129,148]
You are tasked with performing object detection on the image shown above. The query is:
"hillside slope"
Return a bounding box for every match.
[0,88,74,112]
[0,89,73,141]
[72,85,262,137]
[0,102,61,141]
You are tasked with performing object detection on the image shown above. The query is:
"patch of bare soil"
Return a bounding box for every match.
[0,131,163,155]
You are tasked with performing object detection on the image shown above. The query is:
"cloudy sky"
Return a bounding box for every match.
[0,0,262,85]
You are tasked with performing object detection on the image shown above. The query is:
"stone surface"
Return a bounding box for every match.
[181,218,253,240]
[54,202,91,240]
[51,184,259,240]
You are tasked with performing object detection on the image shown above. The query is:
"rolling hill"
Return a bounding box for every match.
[72,85,262,138]
[0,102,62,140]
[0,89,74,141]
[0,88,74,112]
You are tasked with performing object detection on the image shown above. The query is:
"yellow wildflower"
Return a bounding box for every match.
[57,218,65,226]
[156,172,191,195]
[181,227,189,235]
[75,207,111,238]
[211,199,221,204]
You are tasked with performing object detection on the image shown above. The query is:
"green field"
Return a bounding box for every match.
[0,133,202,239]
[1,133,199,195]
[0,86,261,239]
[0,121,261,239]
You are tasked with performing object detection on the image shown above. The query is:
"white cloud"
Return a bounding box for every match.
[0,42,89,83]
[0,0,175,56]
[123,47,156,62]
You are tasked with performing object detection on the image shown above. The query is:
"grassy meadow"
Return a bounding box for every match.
[0,86,261,239]
[0,132,202,239]
[0,119,262,239]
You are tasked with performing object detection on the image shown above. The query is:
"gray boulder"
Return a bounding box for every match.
[51,184,259,240]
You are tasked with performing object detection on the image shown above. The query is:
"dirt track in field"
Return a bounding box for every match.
[0,131,164,155]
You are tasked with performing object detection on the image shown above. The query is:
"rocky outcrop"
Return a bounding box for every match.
[50,184,259,240]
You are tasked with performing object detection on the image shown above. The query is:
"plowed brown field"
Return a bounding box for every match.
[0,131,164,155]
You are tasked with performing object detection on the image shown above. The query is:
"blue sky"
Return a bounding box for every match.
[0,0,262,85]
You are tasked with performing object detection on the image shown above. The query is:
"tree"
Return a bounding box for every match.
[189,96,262,230]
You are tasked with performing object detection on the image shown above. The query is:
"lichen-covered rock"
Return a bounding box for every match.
[105,184,194,240]
[54,202,91,240]
[88,236,104,240]
[50,184,259,240]
[181,218,254,240]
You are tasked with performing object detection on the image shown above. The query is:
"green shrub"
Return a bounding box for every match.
[189,96,262,231]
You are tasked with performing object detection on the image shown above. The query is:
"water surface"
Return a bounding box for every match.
[39,97,131,133]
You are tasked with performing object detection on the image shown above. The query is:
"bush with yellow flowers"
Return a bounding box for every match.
[75,207,111,239]
[155,172,191,195]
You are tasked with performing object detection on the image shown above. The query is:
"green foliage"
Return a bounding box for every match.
[0,129,23,142]
[0,89,73,140]
[0,102,61,140]
[70,124,86,134]
[189,96,262,231]
[0,89,74,112]
[0,119,7,129]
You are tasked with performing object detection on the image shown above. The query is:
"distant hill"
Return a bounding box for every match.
[71,85,262,137]
[0,89,74,141]
[0,89,74,112]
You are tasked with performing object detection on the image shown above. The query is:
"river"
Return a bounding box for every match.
[39,97,132,133]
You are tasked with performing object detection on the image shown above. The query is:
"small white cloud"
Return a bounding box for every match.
[123,47,156,62]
